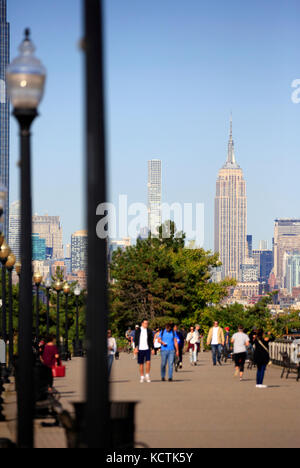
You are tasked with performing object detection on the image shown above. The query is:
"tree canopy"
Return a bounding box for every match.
[109,221,235,332]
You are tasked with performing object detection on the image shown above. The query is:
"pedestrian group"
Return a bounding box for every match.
[108,321,272,388]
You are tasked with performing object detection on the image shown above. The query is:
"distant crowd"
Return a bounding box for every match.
[107,321,275,388]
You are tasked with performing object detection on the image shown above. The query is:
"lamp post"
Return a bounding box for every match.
[84,0,109,447]
[15,262,21,278]
[0,242,10,342]
[45,278,51,336]
[33,272,42,342]
[5,253,16,372]
[53,280,62,352]
[15,262,21,334]
[62,283,70,361]
[6,29,46,448]
[74,285,81,357]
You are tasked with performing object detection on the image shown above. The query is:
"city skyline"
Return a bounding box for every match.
[7,0,300,251]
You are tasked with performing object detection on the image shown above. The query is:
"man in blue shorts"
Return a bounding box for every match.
[134,319,154,383]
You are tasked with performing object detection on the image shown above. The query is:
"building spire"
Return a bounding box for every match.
[224,114,239,168]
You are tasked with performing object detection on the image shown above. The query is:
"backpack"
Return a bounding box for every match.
[160,329,176,349]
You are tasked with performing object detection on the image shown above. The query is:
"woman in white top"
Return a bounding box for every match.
[107,330,117,377]
[153,328,161,355]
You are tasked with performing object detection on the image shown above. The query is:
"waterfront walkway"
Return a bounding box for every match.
[1,352,300,448]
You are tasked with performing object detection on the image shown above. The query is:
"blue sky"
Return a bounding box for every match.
[8,0,300,250]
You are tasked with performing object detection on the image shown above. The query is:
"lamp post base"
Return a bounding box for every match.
[73,340,84,358]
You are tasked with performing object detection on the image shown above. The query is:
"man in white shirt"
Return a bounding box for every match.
[134,319,154,383]
[231,326,250,381]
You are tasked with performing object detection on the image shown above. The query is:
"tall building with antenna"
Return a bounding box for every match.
[214,118,247,280]
[0,0,9,240]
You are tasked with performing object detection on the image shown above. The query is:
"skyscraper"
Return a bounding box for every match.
[246,235,253,258]
[284,253,300,294]
[273,219,300,288]
[0,0,9,239]
[32,233,46,261]
[32,214,64,259]
[214,118,247,280]
[148,159,162,236]
[9,200,20,260]
[253,249,273,283]
[71,230,88,273]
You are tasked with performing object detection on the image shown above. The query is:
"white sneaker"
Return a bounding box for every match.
[140,376,145,383]
[256,384,267,388]
[145,374,151,383]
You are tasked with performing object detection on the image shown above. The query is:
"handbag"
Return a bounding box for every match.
[52,358,66,378]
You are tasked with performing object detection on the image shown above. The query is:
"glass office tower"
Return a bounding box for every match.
[0,0,9,240]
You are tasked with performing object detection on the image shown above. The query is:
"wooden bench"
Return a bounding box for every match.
[280,352,300,382]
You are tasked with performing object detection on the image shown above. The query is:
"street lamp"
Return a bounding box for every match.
[53,280,62,351]
[45,278,51,336]
[15,262,21,278]
[84,0,109,447]
[0,241,11,342]
[74,285,81,357]
[62,283,70,361]
[7,29,46,449]
[5,253,16,372]
[15,262,21,337]
[33,272,42,342]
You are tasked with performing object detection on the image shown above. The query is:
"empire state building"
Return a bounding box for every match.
[214,119,247,280]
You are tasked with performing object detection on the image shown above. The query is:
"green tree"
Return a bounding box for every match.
[109,222,234,333]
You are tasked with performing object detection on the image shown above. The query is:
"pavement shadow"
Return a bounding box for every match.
[151,379,192,383]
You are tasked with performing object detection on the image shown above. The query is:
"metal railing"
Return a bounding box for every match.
[269,341,300,366]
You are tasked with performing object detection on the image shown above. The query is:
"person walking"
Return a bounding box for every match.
[158,323,179,381]
[195,325,201,363]
[125,327,133,354]
[253,329,270,388]
[231,326,250,381]
[207,321,225,366]
[134,319,154,383]
[131,325,139,359]
[107,329,117,377]
[224,327,231,360]
[173,325,184,369]
[186,326,197,366]
[153,328,161,355]
[41,334,60,392]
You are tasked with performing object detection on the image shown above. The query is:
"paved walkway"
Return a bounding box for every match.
[110,352,300,448]
[1,352,300,448]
